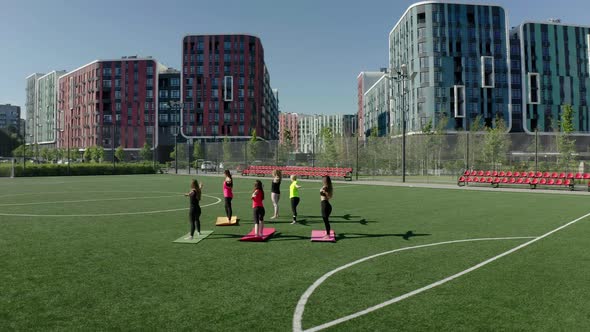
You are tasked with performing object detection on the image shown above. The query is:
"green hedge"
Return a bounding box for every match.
[1,163,158,177]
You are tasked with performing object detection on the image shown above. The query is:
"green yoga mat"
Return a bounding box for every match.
[173,230,214,244]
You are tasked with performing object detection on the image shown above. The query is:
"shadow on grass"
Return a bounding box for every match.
[337,230,431,241]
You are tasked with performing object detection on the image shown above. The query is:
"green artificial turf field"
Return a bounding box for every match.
[1,174,590,331]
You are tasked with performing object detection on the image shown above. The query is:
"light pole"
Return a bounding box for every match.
[389,64,416,183]
[168,101,183,174]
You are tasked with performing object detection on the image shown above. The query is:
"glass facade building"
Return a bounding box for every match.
[511,22,590,134]
[389,1,510,133]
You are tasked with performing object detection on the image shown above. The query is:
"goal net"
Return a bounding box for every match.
[0,157,16,178]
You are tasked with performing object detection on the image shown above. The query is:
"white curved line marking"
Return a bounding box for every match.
[0,194,221,218]
[294,211,590,332]
[0,190,180,199]
[0,194,182,207]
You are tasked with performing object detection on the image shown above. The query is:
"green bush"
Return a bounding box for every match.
[10,163,158,177]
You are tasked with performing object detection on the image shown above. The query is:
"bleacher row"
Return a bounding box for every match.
[458,170,590,191]
[242,165,353,181]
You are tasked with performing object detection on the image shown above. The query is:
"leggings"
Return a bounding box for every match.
[224,197,233,219]
[290,197,300,219]
[253,206,265,224]
[271,193,280,216]
[189,206,201,236]
[321,200,332,234]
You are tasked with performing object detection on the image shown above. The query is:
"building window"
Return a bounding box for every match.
[171,90,180,98]
[147,90,153,98]
[171,78,180,86]
[528,73,540,104]
[103,80,111,87]
[420,57,429,68]
[224,76,233,101]
[147,66,153,75]
[481,56,494,88]
[453,85,465,118]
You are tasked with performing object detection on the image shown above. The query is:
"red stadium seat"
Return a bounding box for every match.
[517,178,524,184]
[514,172,521,177]
[510,178,516,184]
[584,173,590,180]
[567,173,574,179]
[556,179,563,185]
[477,171,484,176]
[528,171,535,177]
[492,171,498,177]
[543,172,550,178]
[532,179,539,185]
[559,172,566,179]
[485,171,492,176]
[535,171,543,178]
[506,171,513,177]
[548,179,556,185]
[470,170,477,176]
[540,179,547,185]
[575,173,583,179]
[487,177,493,183]
[551,172,559,178]
[525,178,532,184]
[499,171,506,177]
[502,177,509,183]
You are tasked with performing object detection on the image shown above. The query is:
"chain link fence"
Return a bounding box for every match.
[167,133,590,184]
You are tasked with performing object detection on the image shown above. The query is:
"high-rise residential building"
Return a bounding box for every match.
[510,21,590,134]
[389,2,510,134]
[357,71,388,138]
[298,114,358,153]
[157,68,182,156]
[0,104,21,130]
[36,71,67,148]
[25,73,44,144]
[58,57,165,153]
[278,112,299,151]
[362,72,390,136]
[181,34,279,141]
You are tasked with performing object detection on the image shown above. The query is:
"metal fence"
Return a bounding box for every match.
[168,133,590,184]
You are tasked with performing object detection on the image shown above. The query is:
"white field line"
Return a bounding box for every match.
[0,195,221,218]
[293,210,590,332]
[0,190,180,199]
[0,194,182,206]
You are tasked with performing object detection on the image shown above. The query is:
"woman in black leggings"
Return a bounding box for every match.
[320,176,333,239]
[184,179,203,239]
[223,170,233,222]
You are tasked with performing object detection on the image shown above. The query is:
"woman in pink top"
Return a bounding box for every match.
[223,170,233,222]
[251,180,265,237]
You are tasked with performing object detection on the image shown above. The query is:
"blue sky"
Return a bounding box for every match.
[1,0,590,118]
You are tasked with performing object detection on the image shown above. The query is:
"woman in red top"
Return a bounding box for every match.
[252,180,265,237]
[223,170,233,222]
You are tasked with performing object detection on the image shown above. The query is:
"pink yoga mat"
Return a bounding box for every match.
[240,227,276,242]
[311,230,336,242]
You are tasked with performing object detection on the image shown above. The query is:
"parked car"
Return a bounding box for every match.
[201,161,216,172]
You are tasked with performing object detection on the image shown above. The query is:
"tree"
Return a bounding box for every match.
[278,128,295,164]
[222,136,231,163]
[139,142,152,161]
[557,104,576,170]
[482,115,510,170]
[95,146,104,163]
[12,144,34,158]
[83,146,93,162]
[70,148,81,161]
[40,147,52,162]
[193,141,204,160]
[247,129,259,161]
[319,127,338,166]
[169,144,186,161]
[115,146,125,163]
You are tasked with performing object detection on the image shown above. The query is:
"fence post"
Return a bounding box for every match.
[355,135,359,180]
